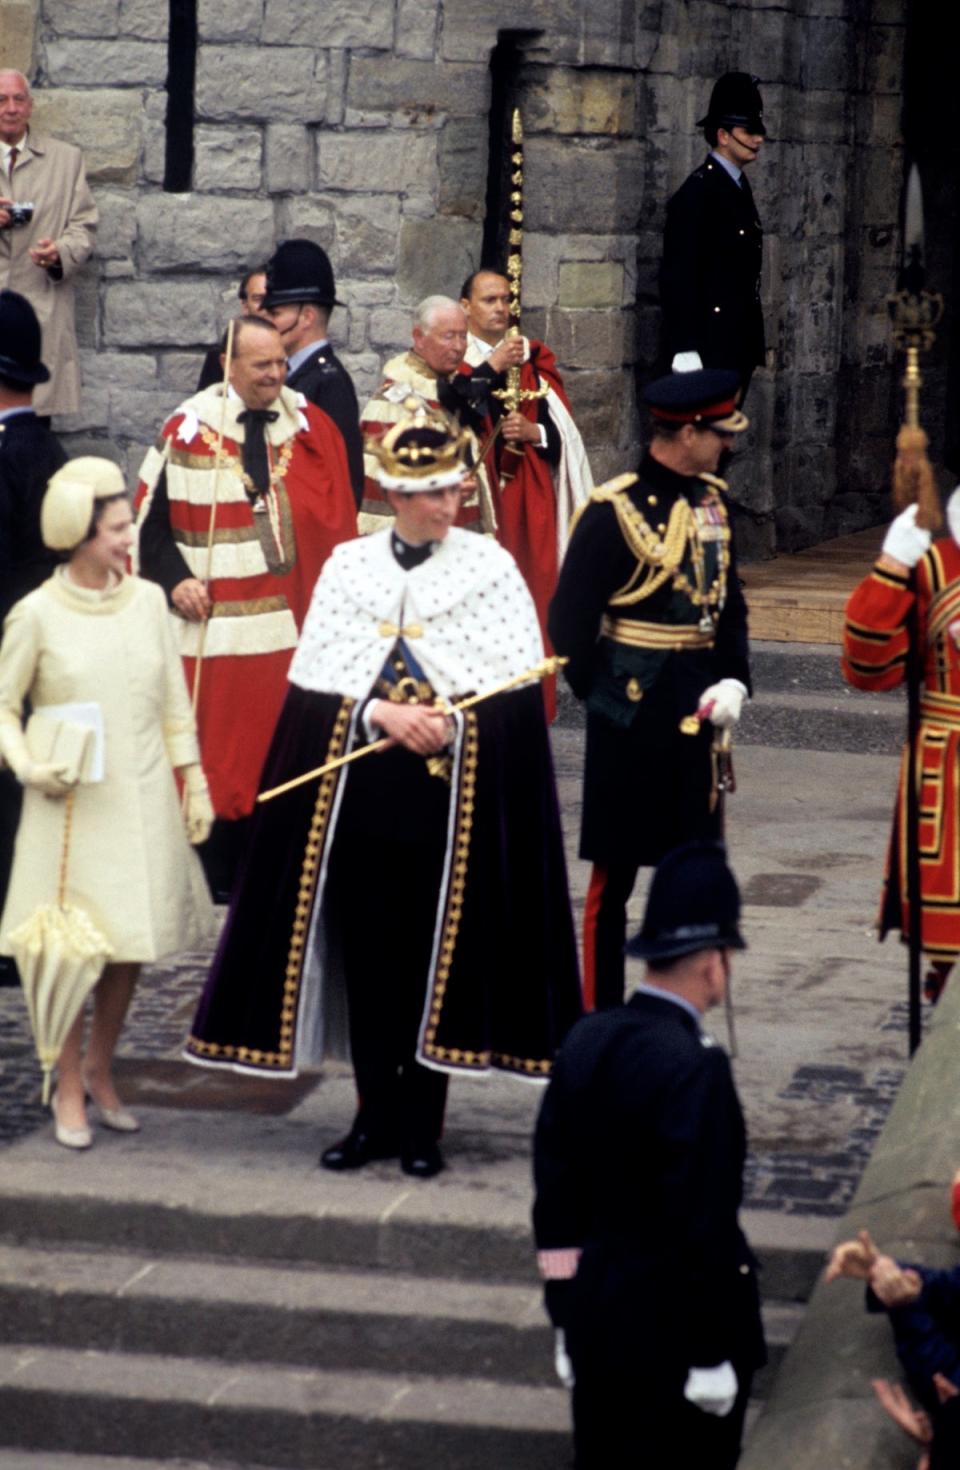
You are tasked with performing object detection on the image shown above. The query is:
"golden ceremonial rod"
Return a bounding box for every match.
[257,655,568,804]
[491,108,547,481]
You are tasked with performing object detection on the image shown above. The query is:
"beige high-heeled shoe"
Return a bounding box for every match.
[83,1078,140,1133]
[51,1091,93,1151]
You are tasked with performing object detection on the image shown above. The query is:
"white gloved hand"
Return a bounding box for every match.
[0,723,76,798]
[553,1328,575,1389]
[684,1361,738,1417]
[882,503,932,568]
[182,764,214,846]
[672,351,704,373]
[697,678,747,729]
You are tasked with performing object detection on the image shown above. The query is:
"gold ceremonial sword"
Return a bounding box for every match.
[491,109,548,481]
[257,656,568,803]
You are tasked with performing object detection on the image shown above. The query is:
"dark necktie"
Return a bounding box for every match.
[391,532,434,570]
[237,408,279,499]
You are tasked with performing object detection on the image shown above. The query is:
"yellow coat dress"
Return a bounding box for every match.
[0,570,214,962]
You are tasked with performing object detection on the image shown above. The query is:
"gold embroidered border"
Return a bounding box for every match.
[927,578,960,646]
[920,691,960,730]
[210,596,289,618]
[187,699,354,1069]
[168,446,236,470]
[871,564,911,589]
[176,525,260,547]
[421,711,478,1057]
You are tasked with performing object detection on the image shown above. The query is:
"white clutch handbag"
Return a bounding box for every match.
[25,702,104,785]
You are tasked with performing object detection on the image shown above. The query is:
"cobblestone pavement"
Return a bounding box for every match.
[0,732,920,1218]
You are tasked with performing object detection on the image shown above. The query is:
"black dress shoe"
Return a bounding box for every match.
[320,1129,399,1171]
[400,1142,445,1179]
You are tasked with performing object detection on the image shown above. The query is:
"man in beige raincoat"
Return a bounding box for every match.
[0,70,97,419]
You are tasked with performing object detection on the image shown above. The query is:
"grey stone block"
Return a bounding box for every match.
[316,130,437,194]
[103,281,221,348]
[193,126,263,193]
[396,218,478,304]
[79,349,157,391]
[117,0,168,41]
[336,194,402,276]
[43,38,167,86]
[196,45,327,123]
[87,190,135,261]
[441,0,632,67]
[43,0,119,36]
[347,57,488,118]
[108,387,185,442]
[542,307,632,370]
[30,88,141,186]
[396,0,438,60]
[277,195,336,252]
[438,118,487,220]
[197,0,263,42]
[524,138,643,233]
[264,123,311,195]
[262,0,394,48]
[564,367,629,444]
[522,65,635,137]
[368,307,413,351]
[136,196,275,274]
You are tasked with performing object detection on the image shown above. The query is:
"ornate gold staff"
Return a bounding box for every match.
[491,108,547,482]
[257,655,568,803]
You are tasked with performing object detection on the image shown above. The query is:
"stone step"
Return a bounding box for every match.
[0,1457,229,1470]
[0,1181,830,1303]
[0,1244,805,1392]
[0,1244,551,1387]
[0,1344,570,1470]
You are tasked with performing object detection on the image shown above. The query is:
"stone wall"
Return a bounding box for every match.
[4,0,911,555]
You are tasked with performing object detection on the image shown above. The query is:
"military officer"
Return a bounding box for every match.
[659,72,767,396]
[549,369,751,1009]
[533,840,765,1469]
[263,238,364,507]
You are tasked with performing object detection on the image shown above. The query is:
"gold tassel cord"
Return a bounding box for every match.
[257,655,568,803]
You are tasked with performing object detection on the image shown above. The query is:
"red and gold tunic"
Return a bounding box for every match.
[842,541,960,959]
[133,385,356,819]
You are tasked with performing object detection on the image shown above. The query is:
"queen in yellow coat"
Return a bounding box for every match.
[0,458,214,1148]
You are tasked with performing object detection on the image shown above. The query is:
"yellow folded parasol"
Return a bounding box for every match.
[4,790,112,1104]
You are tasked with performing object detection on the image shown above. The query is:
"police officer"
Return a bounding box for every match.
[659,72,766,396]
[533,840,766,1470]
[549,369,751,1009]
[262,238,364,507]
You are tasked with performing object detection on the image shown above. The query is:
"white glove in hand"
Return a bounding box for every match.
[684,1361,738,1417]
[0,723,75,798]
[182,764,214,846]
[672,351,704,373]
[882,503,932,568]
[553,1329,575,1389]
[697,678,747,729]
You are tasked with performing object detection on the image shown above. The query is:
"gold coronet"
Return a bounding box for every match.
[364,397,472,484]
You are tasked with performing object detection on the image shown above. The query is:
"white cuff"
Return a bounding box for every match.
[684,1361,737,1417]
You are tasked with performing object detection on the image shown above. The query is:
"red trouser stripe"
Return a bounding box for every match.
[581,864,608,1013]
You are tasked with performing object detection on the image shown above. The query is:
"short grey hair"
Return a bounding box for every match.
[414,295,462,332]
[0,71,31,95]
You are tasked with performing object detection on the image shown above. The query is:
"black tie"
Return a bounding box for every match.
[237,408,279,499]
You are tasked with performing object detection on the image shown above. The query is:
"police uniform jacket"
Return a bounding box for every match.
[533,990,765,1380]
[286,344,364,509]
[0,410,66,623]
[548,453,750,868]
[659,155,764,376]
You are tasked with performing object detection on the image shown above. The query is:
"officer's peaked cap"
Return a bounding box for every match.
[644,369,749,433]
[626,840,746,962]
[0,289,50,386]
[263,239,343,310]
[698,71,765,135]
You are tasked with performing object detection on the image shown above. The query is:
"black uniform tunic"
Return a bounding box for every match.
[549,453,750,870]
[659,155,764,383]
[286,344,364,509]
[533,990,765,1468]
